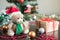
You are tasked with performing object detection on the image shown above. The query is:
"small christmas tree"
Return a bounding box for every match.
[6,0,38,14]
[6,0,38,21]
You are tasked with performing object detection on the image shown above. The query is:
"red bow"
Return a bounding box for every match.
[41,18,54,21]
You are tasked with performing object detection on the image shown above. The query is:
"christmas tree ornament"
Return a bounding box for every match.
[2,25,8,35]
[39,27,45,34]
[33,15,36,20]
[28,31,36,40]
[24,5,31,14]
[31,3,38,14]
[18,0,24,3]
[32,5,38,11]
[3,25,8,29]
[28,31,36,38]
[32,14,37,20]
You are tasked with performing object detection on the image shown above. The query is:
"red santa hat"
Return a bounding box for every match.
[6,6,20,14]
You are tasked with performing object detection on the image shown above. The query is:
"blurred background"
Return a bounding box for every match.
[0,0,60,15]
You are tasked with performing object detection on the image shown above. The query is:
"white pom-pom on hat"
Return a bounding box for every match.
[11,12,23,18]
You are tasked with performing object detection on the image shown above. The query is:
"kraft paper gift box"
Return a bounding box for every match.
[36,18,59,34]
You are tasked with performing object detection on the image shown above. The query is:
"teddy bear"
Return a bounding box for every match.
[6,6,29,36]
[7,12,23,36]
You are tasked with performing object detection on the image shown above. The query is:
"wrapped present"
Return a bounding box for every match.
[36,18,59,34]
[40,18,54,33]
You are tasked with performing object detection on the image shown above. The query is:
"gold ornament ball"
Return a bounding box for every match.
[3,25,8,29]
[28,31,36,38]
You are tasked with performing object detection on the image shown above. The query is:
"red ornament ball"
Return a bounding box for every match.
[18,0,24,3]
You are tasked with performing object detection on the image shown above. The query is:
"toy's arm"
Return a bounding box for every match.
[7,22,15,36]
[23,21,30,34]
[12,24,16,32]
[8,22,16,32]
[8,22,13,29]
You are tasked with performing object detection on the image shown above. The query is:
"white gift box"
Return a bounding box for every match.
[38,18,59,33]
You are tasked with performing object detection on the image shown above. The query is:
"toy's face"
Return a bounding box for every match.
[11,12,23,23]
[16,15,23,23]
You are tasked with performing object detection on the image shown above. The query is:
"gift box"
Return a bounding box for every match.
[36,18,59,34]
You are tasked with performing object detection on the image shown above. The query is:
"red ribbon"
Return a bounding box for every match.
[41,18,54,22]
